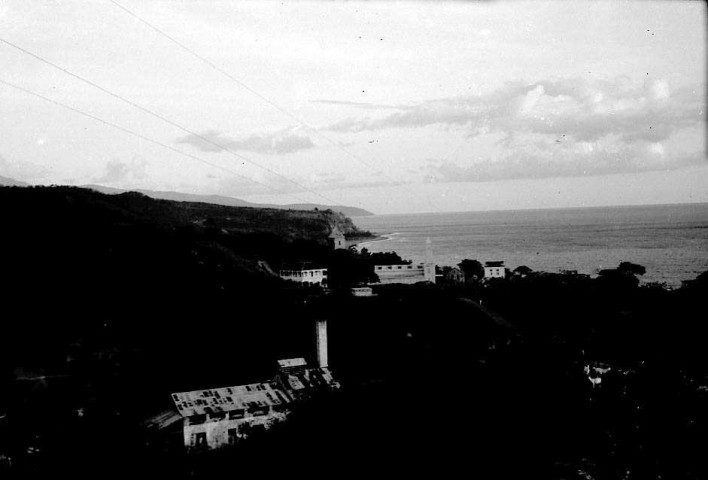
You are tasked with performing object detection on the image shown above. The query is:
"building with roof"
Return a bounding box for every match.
[170,320,338,451]
[441,267,465,286]
[374,263,436,285]
[279,263,328,285]
[484,261,506,279]
[328,227,346,250]
[350,286,374,297]
[373,237,436,285]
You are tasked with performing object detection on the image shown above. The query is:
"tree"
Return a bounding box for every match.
[617,262,646,276]
[458,259,484,281]
[514,265,533,276]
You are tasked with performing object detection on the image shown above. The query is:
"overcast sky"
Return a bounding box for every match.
[1,0,705,214]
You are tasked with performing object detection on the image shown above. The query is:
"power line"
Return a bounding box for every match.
[107,0,443,213]
[0,37,343,206]
[0,78,307,202]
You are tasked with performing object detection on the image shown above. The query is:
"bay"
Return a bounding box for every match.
[353,203,708,288]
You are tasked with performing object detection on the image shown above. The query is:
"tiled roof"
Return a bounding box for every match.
[171,381,294,417]
[171,359,339,418]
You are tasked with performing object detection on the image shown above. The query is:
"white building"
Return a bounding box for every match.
[484,261,506,279]
[170,320,338,451]
[279,263,328,285]
[350,287,374,297]
[374,238,437,285]
[374,263,436,285]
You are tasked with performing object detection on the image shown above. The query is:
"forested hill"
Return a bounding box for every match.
[0,185,371,391]
[0,185,370,242]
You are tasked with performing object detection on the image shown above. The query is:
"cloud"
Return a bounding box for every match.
[95,158,148,184]
[423,132,705,184]
[323,76,706,180]
[323,77,704,140]
[176,128,315,155]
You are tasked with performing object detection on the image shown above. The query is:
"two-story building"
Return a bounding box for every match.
[279,262,328,285]
[484,261,506,279]
[170,320,338,451]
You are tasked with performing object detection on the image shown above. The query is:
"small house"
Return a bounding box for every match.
[484,261,506,279]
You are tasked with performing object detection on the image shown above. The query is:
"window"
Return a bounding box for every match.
[229,409,245,420]
[253,406,270,416]
[194,432,207,449]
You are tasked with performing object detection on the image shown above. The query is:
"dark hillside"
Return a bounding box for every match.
[0,186,370,409]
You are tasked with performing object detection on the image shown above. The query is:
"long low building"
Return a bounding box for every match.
[279,262,328,285]
[374,263,436,285]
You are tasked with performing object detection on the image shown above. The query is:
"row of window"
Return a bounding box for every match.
[189,406,262,425]
[375,265,422,271]
[192,423,262,448]
[280,270,327,277]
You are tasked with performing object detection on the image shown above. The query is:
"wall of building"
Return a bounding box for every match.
[484,266,505,278]
[183,410,288,450]
[351,287,373,297]
[279,269,327,285]
[374,264,436,284]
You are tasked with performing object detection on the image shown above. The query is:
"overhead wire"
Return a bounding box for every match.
[107,0,444,213]
[0,78,308,202]
[0,37,343,206]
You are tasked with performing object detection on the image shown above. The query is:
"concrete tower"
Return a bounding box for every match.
[315,319,328,368]
[423,237,436,283]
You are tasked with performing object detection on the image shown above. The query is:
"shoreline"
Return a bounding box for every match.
[348,232,396,249]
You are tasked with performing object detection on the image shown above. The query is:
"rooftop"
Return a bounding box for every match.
[485,261,505,267]
[171,359,338,418]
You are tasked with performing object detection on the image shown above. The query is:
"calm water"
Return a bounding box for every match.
[352,203,708,288]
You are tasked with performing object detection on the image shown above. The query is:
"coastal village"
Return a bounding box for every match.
[1,186,707,479]
[143,224,607,453]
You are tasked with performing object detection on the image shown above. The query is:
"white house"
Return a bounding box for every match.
[484,261,506,279]
[279,263,328,285]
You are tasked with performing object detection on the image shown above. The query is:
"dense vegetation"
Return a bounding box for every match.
[1,185,706,479]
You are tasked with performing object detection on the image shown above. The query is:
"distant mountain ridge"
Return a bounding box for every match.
[0,175,29,187]
[0,176,373,216]
[81,184,374,217]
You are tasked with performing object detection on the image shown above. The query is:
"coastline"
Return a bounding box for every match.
[348,232,396,249]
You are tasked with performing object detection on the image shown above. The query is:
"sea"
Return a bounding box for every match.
[352,203,708,288]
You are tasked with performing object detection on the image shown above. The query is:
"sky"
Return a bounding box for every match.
[0,0,705,214]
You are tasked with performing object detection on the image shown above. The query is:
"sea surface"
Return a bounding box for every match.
[352,203,708,288]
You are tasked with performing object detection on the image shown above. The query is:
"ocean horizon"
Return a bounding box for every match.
[352,202,708,288]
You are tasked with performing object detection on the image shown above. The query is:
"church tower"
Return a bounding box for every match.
[328,227,346,250]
